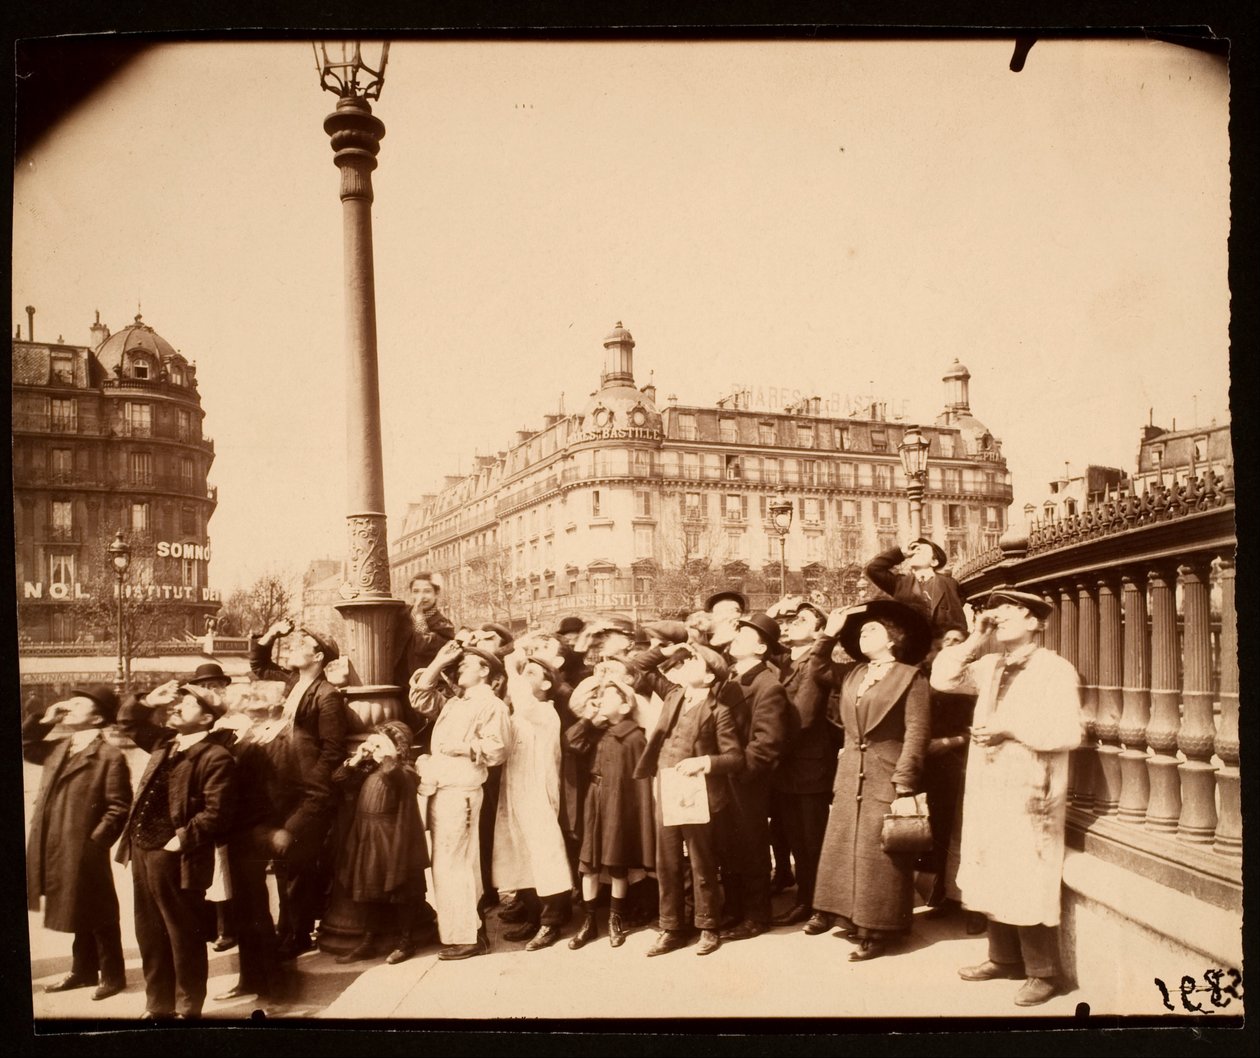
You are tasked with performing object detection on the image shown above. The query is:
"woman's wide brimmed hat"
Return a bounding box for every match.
[838,599,933,666]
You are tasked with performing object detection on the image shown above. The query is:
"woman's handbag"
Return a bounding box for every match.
[881,792,933,854]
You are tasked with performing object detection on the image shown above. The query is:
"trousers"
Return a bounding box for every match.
[131,844,209,1017]
[226,829,284,997]
[70,923,125,988]
[776,789,830,909]
[988,919,1061,979]
[656,803,723,932]
[429,786,485,945]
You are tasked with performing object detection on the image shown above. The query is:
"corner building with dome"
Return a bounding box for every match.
[12,308,220,647]
[390,323,1014,628]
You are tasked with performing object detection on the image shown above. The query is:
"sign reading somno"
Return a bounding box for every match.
[157,540,212,560]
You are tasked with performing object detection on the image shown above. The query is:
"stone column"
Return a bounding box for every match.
[324,94,407,731]
[1176,560,1217,844]
[1074,580,1100,813]
[1213,558,1241,858]
[1059,583,1091,809]
[1041,589,1060,652]
[1117,567,1152,824]
[1093,573,1124,815]
[1144,563,1181,833]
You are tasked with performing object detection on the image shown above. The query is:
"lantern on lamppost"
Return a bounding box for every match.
[107,529,131,694]
[768,488,794,598]
[898,424,931,540]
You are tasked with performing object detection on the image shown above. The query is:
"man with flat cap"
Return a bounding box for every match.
[249,618,350,958]
[704,589,748,652]
[25,687,132,1002]
[866,538,967,642]
[719,612,792,941]
[931,587,1083,1007]
[118,683,235,1019]
[410,638,511,960]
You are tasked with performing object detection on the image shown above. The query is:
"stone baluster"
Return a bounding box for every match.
[1213,557,1241,857]
[1093,573,1124,815]
[1059,584,1090,808]
[1144,563,1181,833]
[1117,568,1152,823]
[1042,590,1061,653]
[1176,560,1217,844]
[1075,581,1101,814]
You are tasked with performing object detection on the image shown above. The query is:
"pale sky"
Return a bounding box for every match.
[12,39,1231,593]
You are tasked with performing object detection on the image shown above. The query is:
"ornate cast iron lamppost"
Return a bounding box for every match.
[768,487,794,598]
[314,42,405,728]
[107,529,131,694]
[899,424,931,540]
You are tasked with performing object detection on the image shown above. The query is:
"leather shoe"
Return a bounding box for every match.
[695,929,721,956]
[502,920,540,942]
[497,898,530,923]
[385,945,415,965]
[212,984,258,1002]
[607,911,626,949]
[646,930,689,957]
[1015,977,1060,1006]
[92,981,125,1001]
[802,912,834,936]
[772,904,812,927]
[438,941,487,961]
[718,920,765,942]
[525,925,560,951]
[569,913,598,950]
[848,938,887,962]
[959,960,1024,982]
[276,935,313,960]
[212,935,238,952]
[45,973,96,993]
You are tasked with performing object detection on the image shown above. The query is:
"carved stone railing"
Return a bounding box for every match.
[957,471,1239,910]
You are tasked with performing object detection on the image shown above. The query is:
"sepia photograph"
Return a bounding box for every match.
[10,28,1244,1037]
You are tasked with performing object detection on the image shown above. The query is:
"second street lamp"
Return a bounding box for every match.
[898,423,931,540]
[768,488,794,598]
[107,529,131,694]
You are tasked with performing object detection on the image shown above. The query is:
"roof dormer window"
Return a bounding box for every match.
[133,359,150,380]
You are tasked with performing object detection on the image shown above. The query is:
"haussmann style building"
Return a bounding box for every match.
[390,323,1014,629]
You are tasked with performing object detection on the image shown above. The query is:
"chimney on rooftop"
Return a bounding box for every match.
[25,306,35,343]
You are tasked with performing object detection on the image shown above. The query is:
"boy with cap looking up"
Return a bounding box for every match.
[117,684,235,1019]
[25,687,132,1002]
[411,638,511,960]
[719,613,792,941]
[865,538,968,642]
[931,587,1083,1007]
[634,643,745,957]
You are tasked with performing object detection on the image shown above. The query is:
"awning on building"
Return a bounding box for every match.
[18,653,253,684]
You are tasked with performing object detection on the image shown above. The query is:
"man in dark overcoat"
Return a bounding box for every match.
[865,538,968,642]
[249,618,349,958]
[116,684,235,1018]
[25,687,131,1000]
[717,613,791,942]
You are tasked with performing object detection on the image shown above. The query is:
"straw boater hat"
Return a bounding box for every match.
[838,600,933,666]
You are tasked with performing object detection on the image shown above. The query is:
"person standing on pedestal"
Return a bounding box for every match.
[410,640,511,961]
[865,539,968,642]
[25,688,131,1002]
[391,572,455,715]
[931,588,1083,1007]
[248,619,348,959]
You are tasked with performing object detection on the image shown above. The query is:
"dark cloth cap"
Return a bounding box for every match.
[642,620,689,645]
[677,644,729,685]
[737,613,783,650]
[838,599,933,666]
[480,622,515,645]
[983,587,1054,620]
[557,615,585,636]
[70,686,120,725]
[521,653,562,681]
[181,682,228,722]
[704,590,747,613]
[300,627,340,665]
[463,645,507,679]
[187,661,229,685]
[912,538,949,570]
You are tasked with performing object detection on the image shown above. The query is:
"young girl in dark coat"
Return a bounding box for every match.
[563,675,655,949]
[332,721,430,965]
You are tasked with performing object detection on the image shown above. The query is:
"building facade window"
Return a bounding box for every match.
[841,498,861,524]
[948,504,966,529]
[678,413,698,440]
[725,529,745,560]
[764,458,780,484]
[129,451,153,485]
[51,500,73,537]
[49,553,75,586]
[177,408,193,440]
[719,416,737,443]
[591,490,602,517]
[682,452,700,479]
[125,401,152,436]
[877,501,895,527]
[683,492,703,520]
[51,398,78,433]
[51,352,75,385]
[873,464,891,489]
[50,448,73,482]
[870,427,888,452]
[634,526,655,557]
[133,359,150,380]
[634,490,654,517]
[758,421,776,445]
[834,426,849,451]
[182,505,197,535]
[796,423,814,448]
[803,497,822,525]
[943,468,962,492]
[724,494,747,522]
[801,459,818,486]
[725,455,742,480]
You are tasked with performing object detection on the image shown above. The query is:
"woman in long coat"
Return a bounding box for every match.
[24,689,132,997]
[813,600,932,961]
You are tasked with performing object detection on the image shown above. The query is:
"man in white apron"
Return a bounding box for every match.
[931,587,1083,1007]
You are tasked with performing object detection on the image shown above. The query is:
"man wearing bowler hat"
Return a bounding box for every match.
[117,683,235,1019]
[186,661,231,693]
[719,612,792,941]
[704,589,748,651]
[931,587,1083,1007]
[249,618,349,959]
[25,687,132,1002]
[866,538,968,642]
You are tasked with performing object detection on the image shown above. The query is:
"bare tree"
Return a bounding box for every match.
[216,567,297,636]
[650,506,733,616]
[461,544,519,628]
